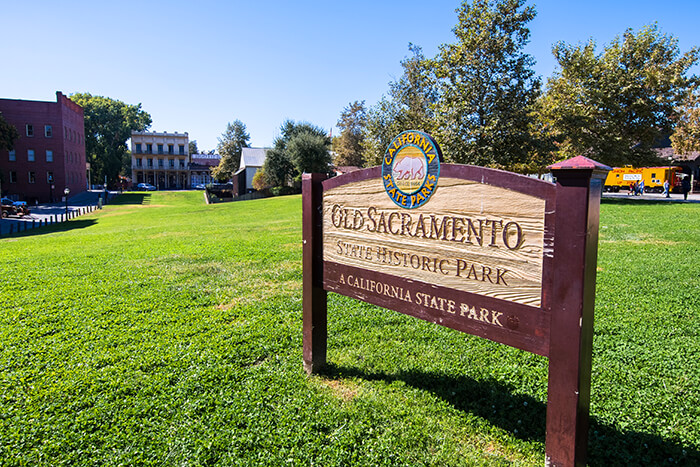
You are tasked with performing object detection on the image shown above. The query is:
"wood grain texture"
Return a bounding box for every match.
[323,176,547,307]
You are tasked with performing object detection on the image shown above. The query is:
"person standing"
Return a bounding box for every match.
[663,179,670,198]
[682,177,691,201]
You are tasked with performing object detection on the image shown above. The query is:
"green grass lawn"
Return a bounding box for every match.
[0,192,698,466]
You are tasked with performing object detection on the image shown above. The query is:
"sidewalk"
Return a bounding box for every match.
[602,190,700,203]
[0,190,114,236]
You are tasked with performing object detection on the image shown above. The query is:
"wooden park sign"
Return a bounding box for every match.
[302,130,610,466]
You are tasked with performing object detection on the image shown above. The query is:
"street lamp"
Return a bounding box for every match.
[64,187,70,216]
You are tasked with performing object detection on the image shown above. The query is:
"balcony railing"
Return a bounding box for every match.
[132,164,192,170]
[132,149,187,155]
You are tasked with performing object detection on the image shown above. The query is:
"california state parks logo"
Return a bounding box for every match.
[382,130,442,209]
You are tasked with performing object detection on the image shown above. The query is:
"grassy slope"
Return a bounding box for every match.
[0,193,697,466]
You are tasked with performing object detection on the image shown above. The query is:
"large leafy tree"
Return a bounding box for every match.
[363,44,438,166]
[0,112,19,152]
[334,100,367,167]
[211,120,250,181]
[287,132,333,174]
[671,90,700,155]
[70,93,151,186]
[433,0,540,167]
[541,24,699,167]
[263,120,330,186]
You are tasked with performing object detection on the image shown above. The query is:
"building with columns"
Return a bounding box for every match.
[130,131,190,189]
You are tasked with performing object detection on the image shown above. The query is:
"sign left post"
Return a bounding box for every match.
[302,172,328,374]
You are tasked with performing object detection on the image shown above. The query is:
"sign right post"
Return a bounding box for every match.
[545,155,610,466]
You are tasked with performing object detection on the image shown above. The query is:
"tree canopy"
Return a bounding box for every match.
[70,93,151,186]
[541,24,699,167]
[211,120,250,181]
[363,45,438,166]
[433,0,541,167]
[262,120,331,187]
[334,100,367,168]
[671,90,700,155]
[0,112,19,152]
[362,1,540,170]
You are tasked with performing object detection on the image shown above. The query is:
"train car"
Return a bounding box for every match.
[604,166,683,193]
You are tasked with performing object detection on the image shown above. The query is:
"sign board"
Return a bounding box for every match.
[303,131,610,466]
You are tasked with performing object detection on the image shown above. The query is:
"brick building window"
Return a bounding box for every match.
[169,159,175,168]
[179,145,185,155]
[9,150,15,161]
[168,144,174,154]
[28,150,35,162]
[26,124,34,137]
[45,125,53,137]
[28,172,36,183]
[158,144,164,154]
[9,171,17,183]
[147,158,153,167]
[146,144,153,154]
[46,150,53,162]
[136,158,142,167]
[136,143,142,153]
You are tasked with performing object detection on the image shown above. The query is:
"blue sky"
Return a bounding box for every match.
[2,0,699,150]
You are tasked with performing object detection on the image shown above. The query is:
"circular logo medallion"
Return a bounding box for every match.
[382,130,442,209]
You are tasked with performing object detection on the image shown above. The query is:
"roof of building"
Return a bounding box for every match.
[656,147,700,163]
[239,147,270,170]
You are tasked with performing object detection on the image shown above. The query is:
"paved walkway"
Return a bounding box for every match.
[0,190,114,236]
[602,190,700,203]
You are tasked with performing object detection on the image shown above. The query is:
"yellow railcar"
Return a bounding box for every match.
[604,166,683,193]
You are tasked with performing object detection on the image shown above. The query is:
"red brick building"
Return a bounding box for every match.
[0,91,86,203]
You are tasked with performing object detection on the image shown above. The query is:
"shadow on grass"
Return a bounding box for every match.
[111,193,151,205]
[0,219,97,239]
[321,363,699,466]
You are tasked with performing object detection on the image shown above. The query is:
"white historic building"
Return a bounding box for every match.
[131,131,190,189]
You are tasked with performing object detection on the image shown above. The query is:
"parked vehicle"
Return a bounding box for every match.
[604,166,684,193]
[136,183,157,191]
[1,197,30,218]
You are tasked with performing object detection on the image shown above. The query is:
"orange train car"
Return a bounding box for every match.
[604,166,684,193]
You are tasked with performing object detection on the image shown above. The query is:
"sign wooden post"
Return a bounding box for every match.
[545,156,608,466]
[302,134,609,466]
[302,173,327,374]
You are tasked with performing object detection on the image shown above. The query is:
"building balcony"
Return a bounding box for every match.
[132,164,192,170]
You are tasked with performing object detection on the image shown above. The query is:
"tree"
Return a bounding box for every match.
[287,132,333,174]
[70,93,151,186]
[671,90,700,154]
[262,120,330,186]
[363,44,438,166]
[211,120,250,181]
[189,140,199,155]
[0,112,19,152]
[251,167,271,191]
[541,24,699,167]
[334,101,367,167]
[263,147,295,187]
[433,0,541,168]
